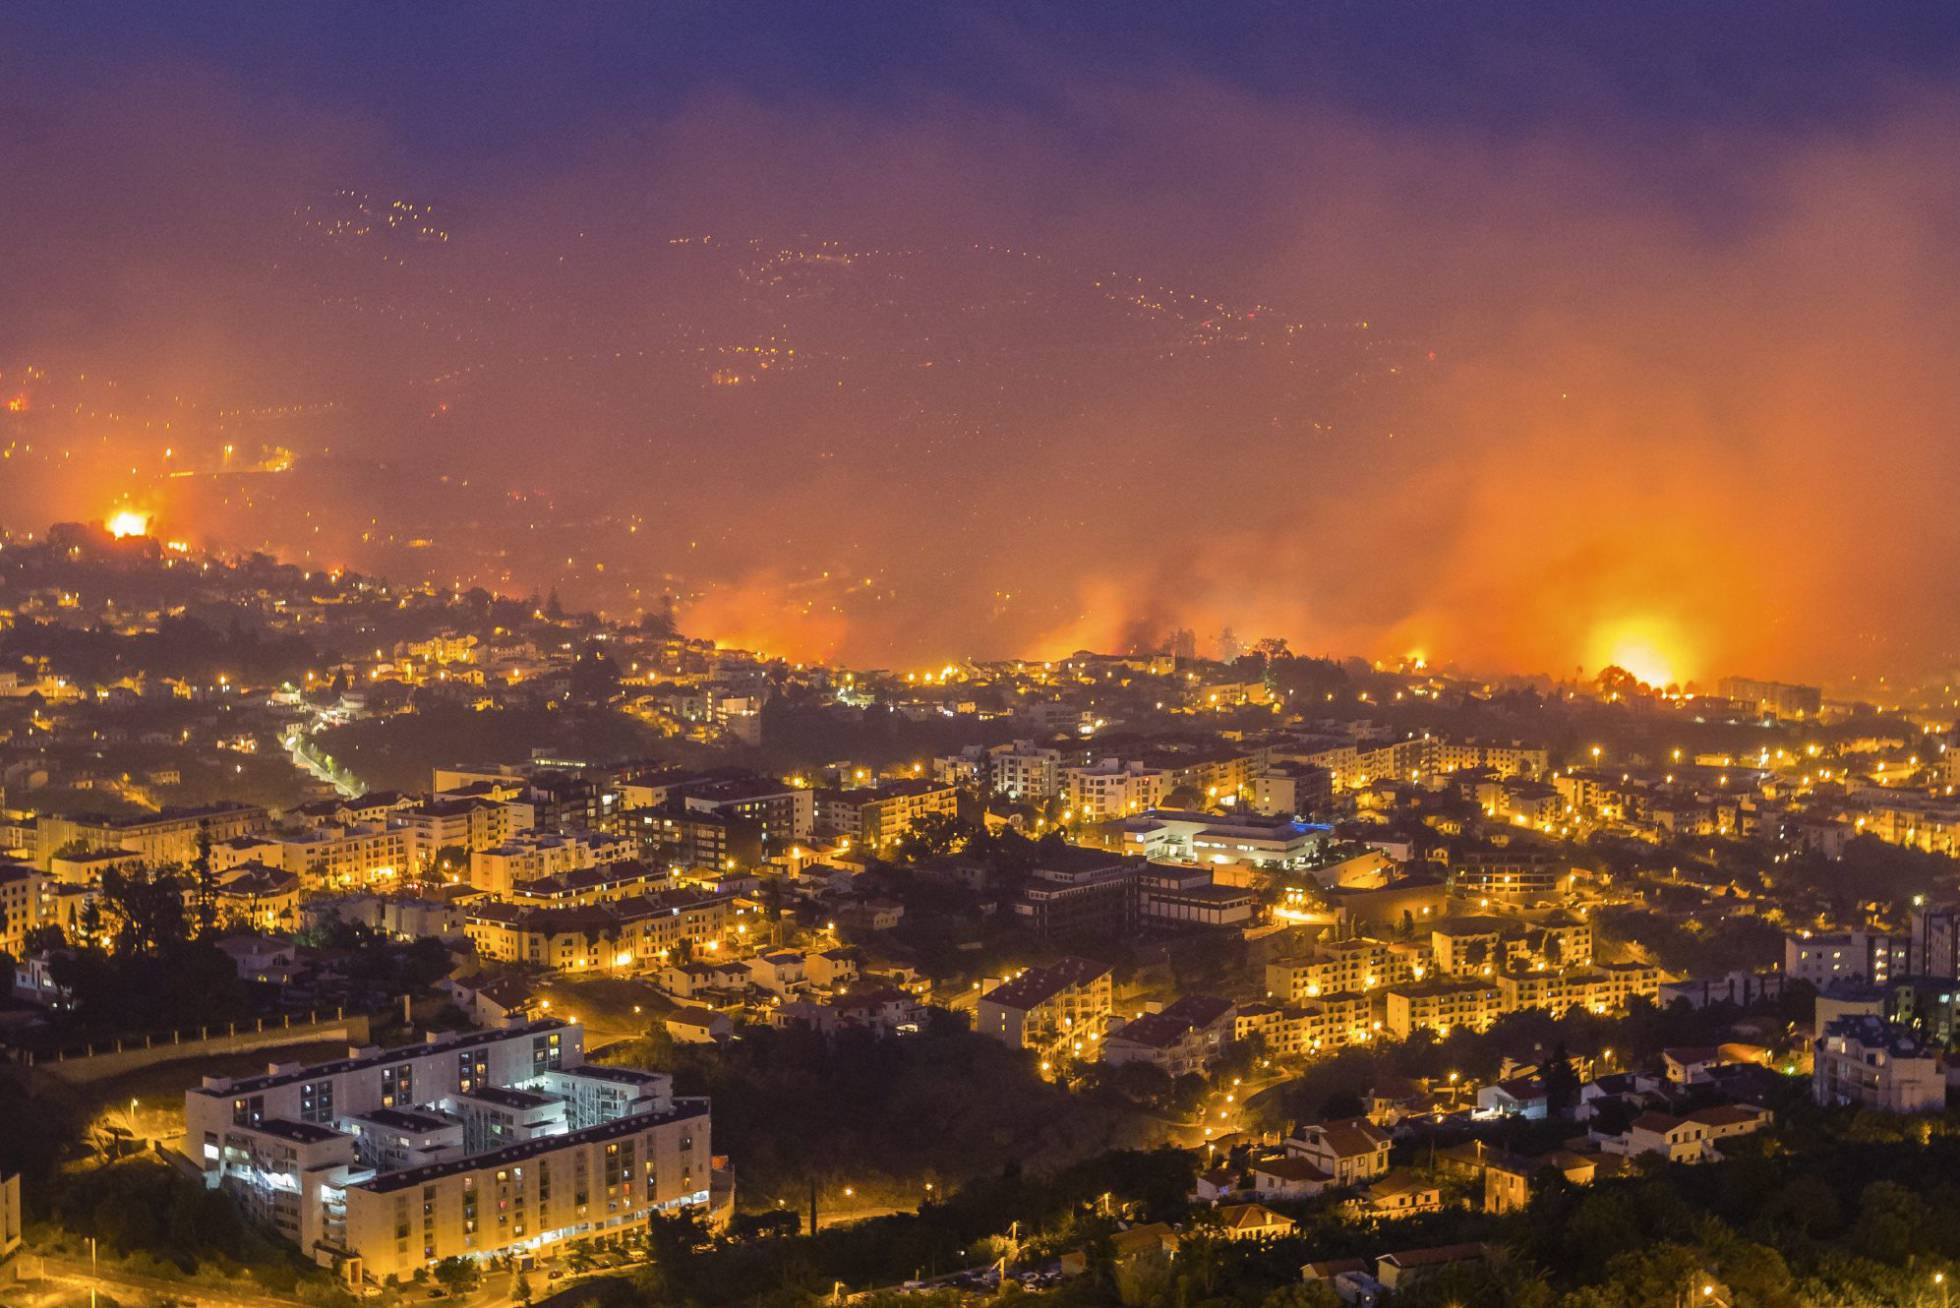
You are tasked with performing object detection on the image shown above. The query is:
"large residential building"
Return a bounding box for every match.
[468,832,637,896]
[0,864,45,956]
[1784,931,1908,987]
[1062,760,1170,820]
[976,957,1115,1064]
[1812,1015,1946,1113]
[184,1020,711,1283]
[1266,939,1417,1002]
[464,890,739,971]
[1718,677,1823,720]
[399,798,521,862]
[988,742,1063,801]
[1383,980,1504,1039]
[1447,843,1570,904]
[215,824,412,890]
[1101,995,1236,1077]
[30,803,269,870]
[1494,963,1662,1017]
[681,778,814,845]
[815,779,958,851]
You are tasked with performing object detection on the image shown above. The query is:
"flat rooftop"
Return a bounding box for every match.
[355,1098,709,1194]
[192,1018,575,1098]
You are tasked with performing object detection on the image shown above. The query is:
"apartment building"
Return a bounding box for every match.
[0,864,44,958]
[30,802,269,869]
[400,798,521,862]
[215,823,412,890]
[1784,931,1909,987]
[1266,938,1420,1002]
[464,889,739,971]
[681,778,814,844]
[466,832,625,896]
[1101,995,1236,1077]
[815,779,958,851]
[1062,760,1170,820]
[1383,979,1504,1038]
[1813,1015,1946,1113]
[504,861,671,909]
[988,742,1063,800]
[976,957,1115,1062]
[1447,844,1570,904]
[1494,963,1662,1017]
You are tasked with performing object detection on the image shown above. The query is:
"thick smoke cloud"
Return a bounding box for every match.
[1,38,1956,686]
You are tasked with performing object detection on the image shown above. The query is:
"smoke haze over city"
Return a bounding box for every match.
[5,4,1959,686]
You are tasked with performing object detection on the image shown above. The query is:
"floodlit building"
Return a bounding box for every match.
[183,1019,712,1283]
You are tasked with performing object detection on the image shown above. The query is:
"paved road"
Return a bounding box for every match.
[30,1253,307,1308]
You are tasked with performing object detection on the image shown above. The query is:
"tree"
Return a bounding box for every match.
[514,1270,533,1304]
[432,1256,478,1296]
[1544,1041,1581,1118]
[1262,1283,1341,1308]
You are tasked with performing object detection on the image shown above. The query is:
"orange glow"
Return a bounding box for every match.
[4,395,25,413]
[106,509,152,539]
[1587,615,1688,687]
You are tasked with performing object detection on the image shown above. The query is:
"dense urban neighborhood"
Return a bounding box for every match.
[0,526,1955,1308]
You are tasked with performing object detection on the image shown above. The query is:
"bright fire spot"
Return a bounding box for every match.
[1589,616,1687,687]
[106,510,152,539]
[4,395,26,413]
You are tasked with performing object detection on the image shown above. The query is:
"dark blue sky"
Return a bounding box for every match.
[14,2,1960,192]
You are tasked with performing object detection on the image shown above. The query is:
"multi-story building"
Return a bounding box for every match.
[1284,1118,1391,1187]
[504,861,671,909]
[1062,760,1170,820]
[469,832,636,896]
[1137,864,1257,929]
[464,889,739,972]
[1908,904,1960,979]
[815,779,958,851]
[216,824,412,890]
[1266,939,1408,1002]
[1101,995,1236,1077]
[1011,849,1141,939]
[1253,763,1334,820]
[1494,963,1661,1017]
[1114,811,1330,871]
[976,957,1114,1064]
[1447,844,1570,904]
[988,742,1063,801]
[30,803,269,870]
[627,802,763,872]
[1383,979,1504,1038]
[1784,931,1908,987]
[0,864,44,957]
[1719,677,1823,720]
[186,1019,712,1282]
[1813,1015,1946,1113]
[681,778,814,845]
[400,798,521,863]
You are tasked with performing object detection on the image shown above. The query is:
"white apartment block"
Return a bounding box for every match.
[989,743,1062,800]
[1063,760,1170,820]
[184,1020,712,1284]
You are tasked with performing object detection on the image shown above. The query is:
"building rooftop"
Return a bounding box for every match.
[191,1018,575,1098]
[354,1098,708,1194]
